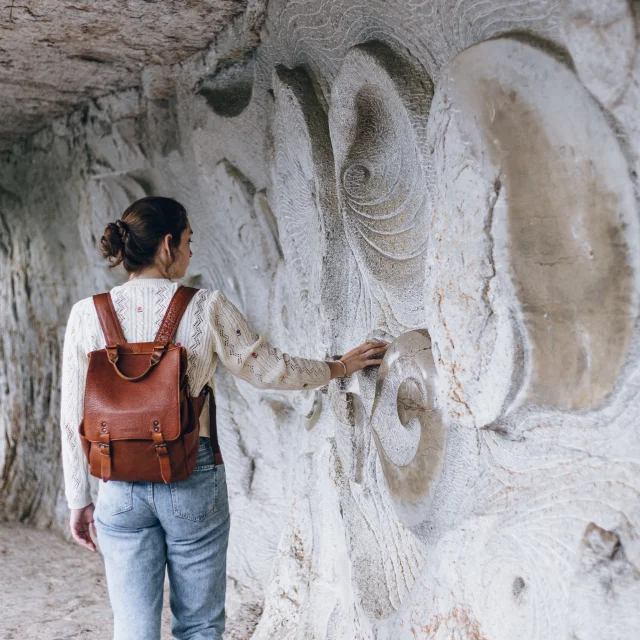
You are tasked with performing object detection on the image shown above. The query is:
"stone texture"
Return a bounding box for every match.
[2,0,640,638]
[0,0,247,150]
[567,523,640,640]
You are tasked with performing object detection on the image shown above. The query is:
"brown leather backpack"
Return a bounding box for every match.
[78,285,223,484]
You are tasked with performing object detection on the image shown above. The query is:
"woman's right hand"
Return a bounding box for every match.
[70,503,97,552]
[329,341,389,379]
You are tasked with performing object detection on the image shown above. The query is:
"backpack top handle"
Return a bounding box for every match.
[93,286,199,382]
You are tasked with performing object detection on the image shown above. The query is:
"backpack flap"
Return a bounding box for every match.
[83,344,185,443]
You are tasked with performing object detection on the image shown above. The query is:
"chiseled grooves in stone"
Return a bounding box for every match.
[271,66,331,357]
[329,41,434,334]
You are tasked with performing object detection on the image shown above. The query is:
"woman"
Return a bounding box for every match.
[60,196,388,640]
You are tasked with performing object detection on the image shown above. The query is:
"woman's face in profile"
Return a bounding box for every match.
[170,222,193,279]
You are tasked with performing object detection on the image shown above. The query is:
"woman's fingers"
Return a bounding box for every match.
[357,340,386,352]
[70,513,97,552]
[358,343,387,358]
[71,525,96,552]
[342,341,388,360]
[337,342,389,375]
[362,345,388,357]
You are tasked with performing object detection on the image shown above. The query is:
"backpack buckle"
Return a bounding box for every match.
[151,343,167,366]
[98,431,112,482]
[106,344,119,364]
[151,430,172,483]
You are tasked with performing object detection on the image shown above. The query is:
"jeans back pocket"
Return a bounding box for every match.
[96,480,134,516]
[170,438,219,521]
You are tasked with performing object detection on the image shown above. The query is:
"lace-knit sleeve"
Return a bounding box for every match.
[60,300,92,510]
[208,291,331,390]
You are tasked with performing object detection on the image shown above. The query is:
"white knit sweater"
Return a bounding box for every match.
[60,277,331,509]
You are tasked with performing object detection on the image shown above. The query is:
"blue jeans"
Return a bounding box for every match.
[94,437,230,640]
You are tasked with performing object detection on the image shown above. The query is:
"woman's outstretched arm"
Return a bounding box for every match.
[207,290,387,389]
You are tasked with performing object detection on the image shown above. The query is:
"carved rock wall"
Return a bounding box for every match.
[2,1,640,638]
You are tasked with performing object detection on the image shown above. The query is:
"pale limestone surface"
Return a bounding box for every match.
[1,1,640,638]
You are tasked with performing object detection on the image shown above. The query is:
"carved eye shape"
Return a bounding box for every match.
[425,38,640,427]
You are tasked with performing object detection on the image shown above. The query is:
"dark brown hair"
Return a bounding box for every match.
[100,196,189,273]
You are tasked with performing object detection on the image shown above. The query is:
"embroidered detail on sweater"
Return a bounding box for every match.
[187,290,207,383]
[111,287,129,342]
[212,309,242,366]
[153,284,170,336]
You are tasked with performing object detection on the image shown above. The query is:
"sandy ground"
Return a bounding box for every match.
[0,523,174,639]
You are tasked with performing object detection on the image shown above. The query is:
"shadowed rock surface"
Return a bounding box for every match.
[0,0,248,150]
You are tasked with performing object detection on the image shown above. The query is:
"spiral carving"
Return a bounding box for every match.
[369,330,448,528]
[329,41,433,332]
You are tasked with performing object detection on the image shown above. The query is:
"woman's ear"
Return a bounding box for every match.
[162,233,173,256]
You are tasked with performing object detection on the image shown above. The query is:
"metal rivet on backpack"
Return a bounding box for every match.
[154,427,159,432]
[154,421,159,425]
[101,422,106,426]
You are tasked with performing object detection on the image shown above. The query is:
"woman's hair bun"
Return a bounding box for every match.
[100,221,126,266]
[115,219,130,242]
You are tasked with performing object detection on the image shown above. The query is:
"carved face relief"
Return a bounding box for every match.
[266,34,640,631]
[425,38,640,427]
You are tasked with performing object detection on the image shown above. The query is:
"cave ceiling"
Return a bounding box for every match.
[0,0,246,151]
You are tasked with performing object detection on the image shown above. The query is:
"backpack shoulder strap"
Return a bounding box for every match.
[154,286,199,344]
[93,293,126,345]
